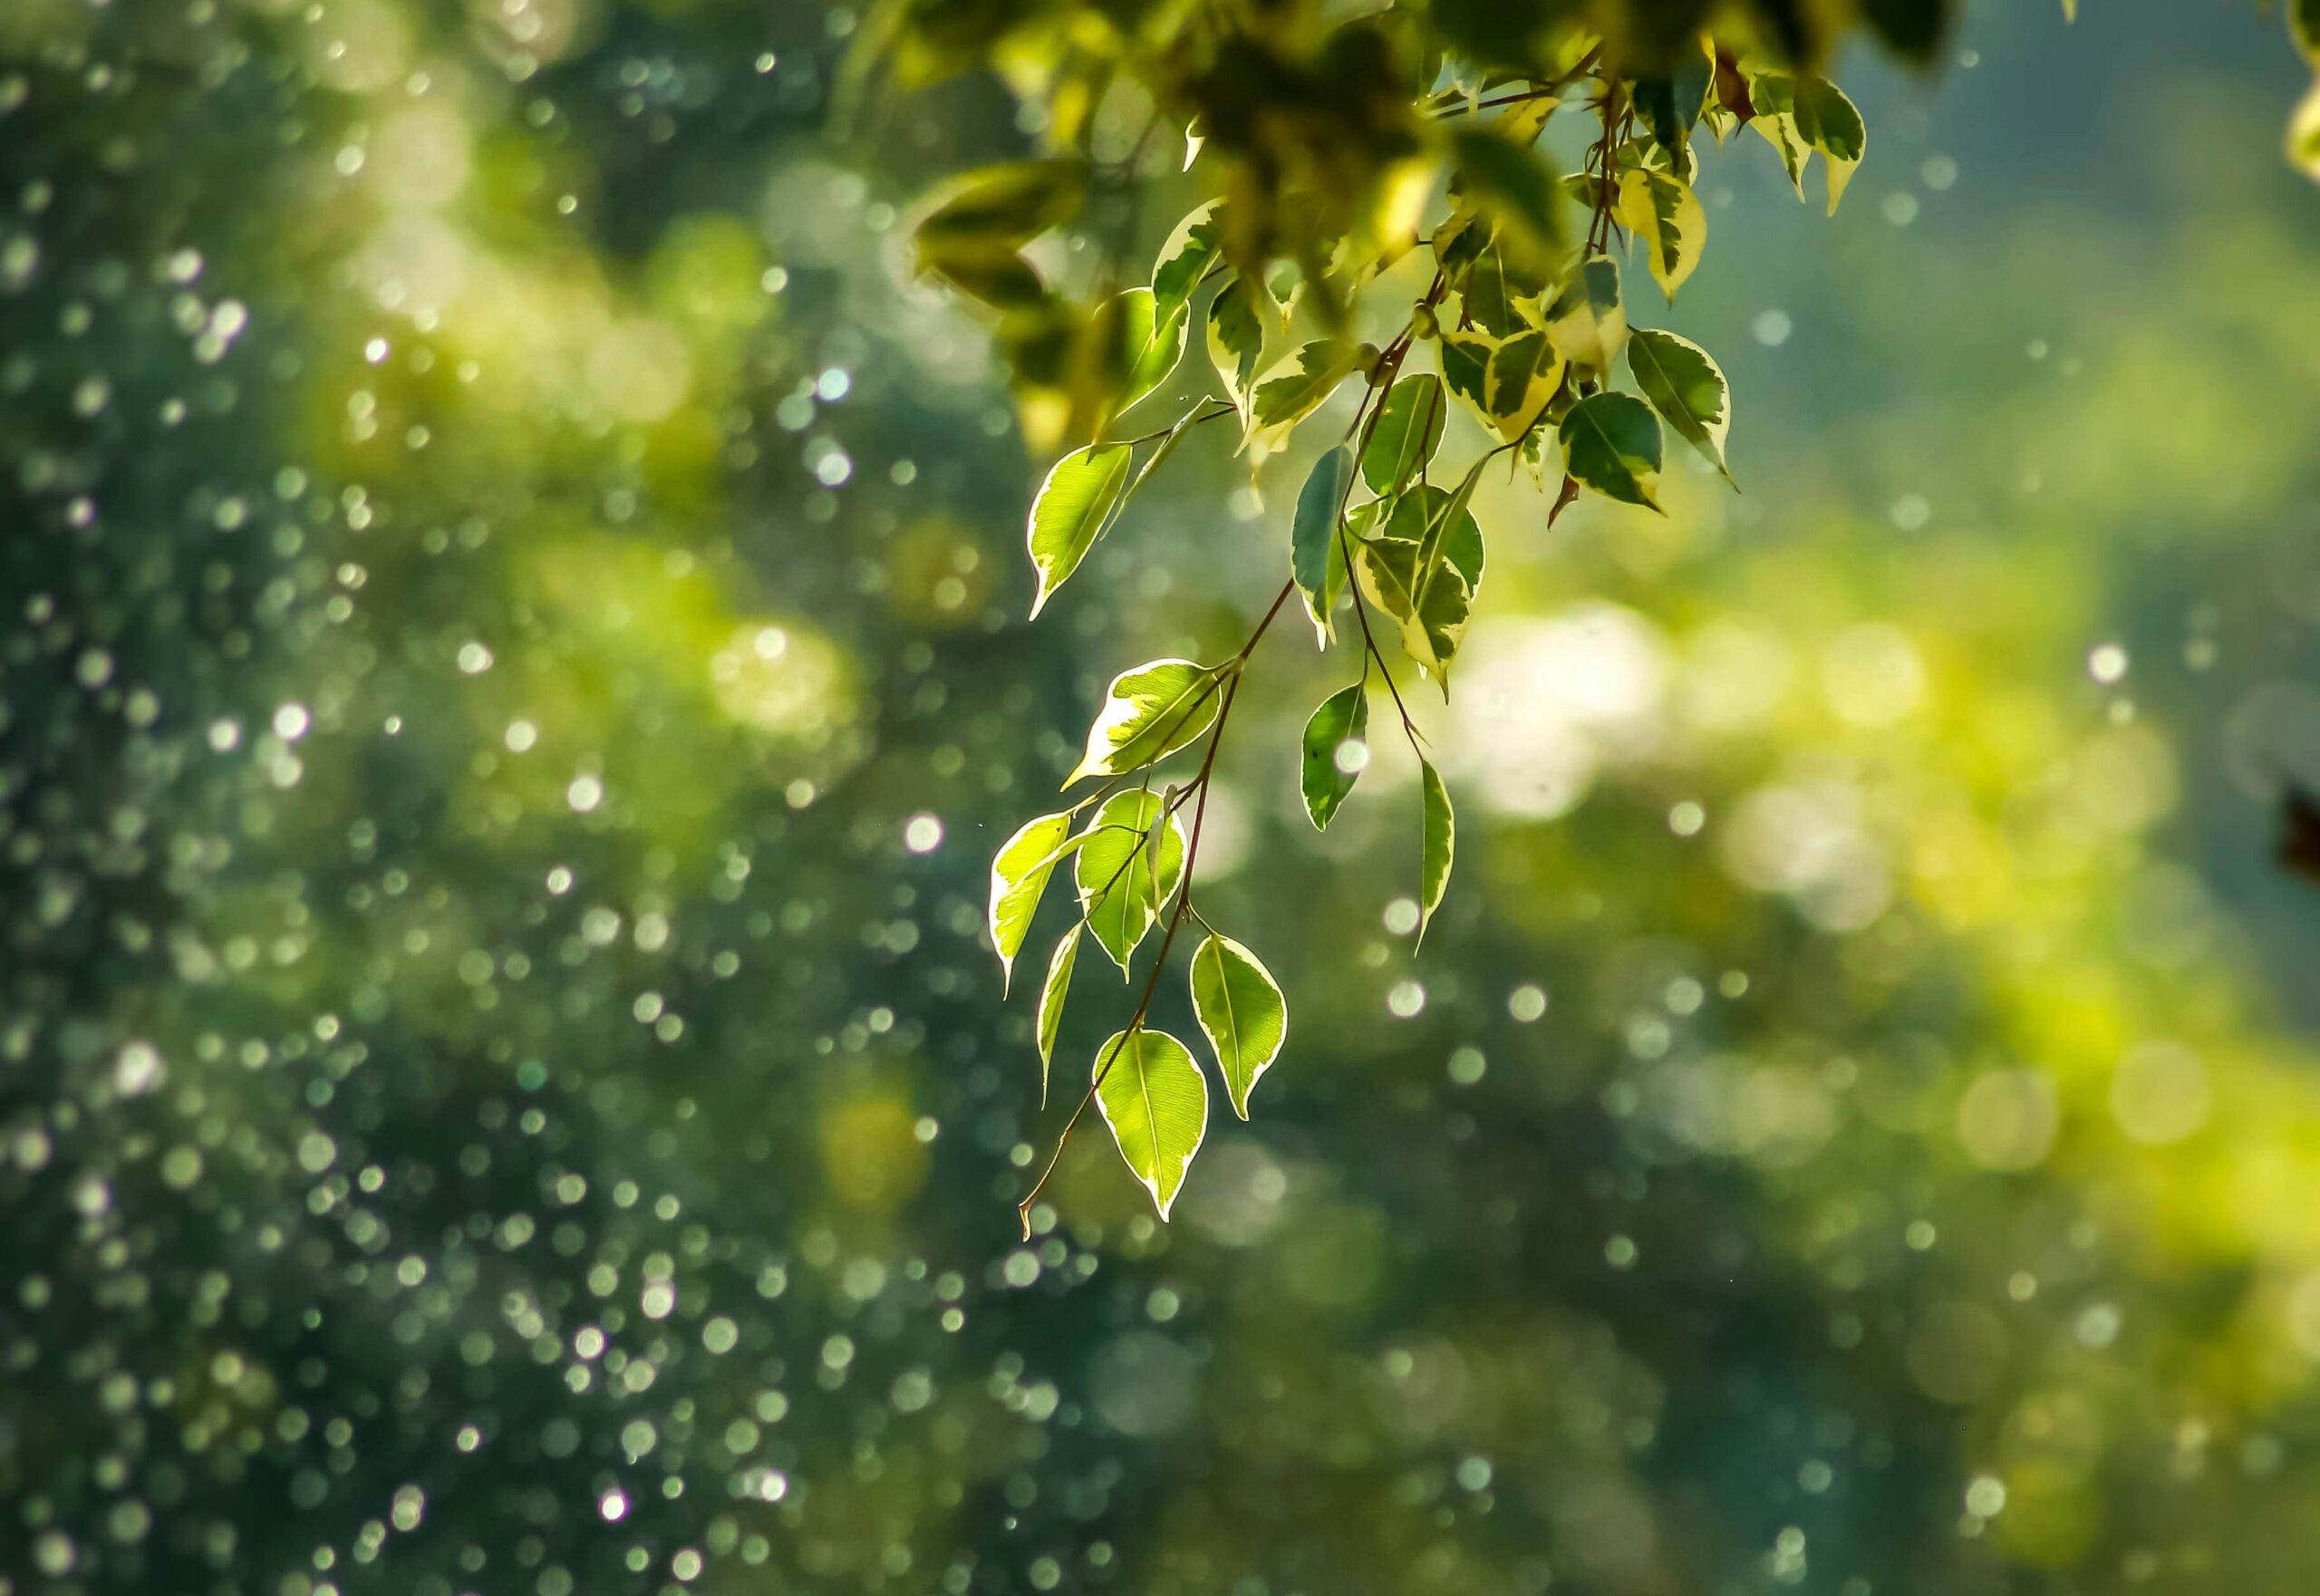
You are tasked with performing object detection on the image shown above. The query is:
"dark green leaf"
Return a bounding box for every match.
[1300,682,1369,831]
[1292,444,1355,644]
[1362,374,1448,496]
[1561,391,1664,509]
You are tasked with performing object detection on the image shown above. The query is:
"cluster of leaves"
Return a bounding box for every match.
[898,5,1882,1233]
[887,3,1908,1231]
[865,0,2266,1228]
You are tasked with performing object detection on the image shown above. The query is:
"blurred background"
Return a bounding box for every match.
[5,2,2320,1592]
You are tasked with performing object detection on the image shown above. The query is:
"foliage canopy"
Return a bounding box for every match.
[864,0,2320,1226]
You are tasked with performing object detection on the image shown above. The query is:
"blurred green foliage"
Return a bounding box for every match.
[5,4,2320,1596]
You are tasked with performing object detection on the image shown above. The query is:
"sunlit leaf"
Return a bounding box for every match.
[1190,934,1288,1119]
[1300,682,1368,830]
[1292,444,1355,644]
[1546,256,1628,374]
[1419,758,1455,946]
[1075,789,1185,971]
[1110,286,1189,417]
[1035,924,1079,1104]
[1091,1028,1207,1220]
[1793,76,1867,212]
[1250,340,1358,443]
[1561,391,1664,510]
[1206,276,1266,427]
[989,810,1073,991]
[1616,169,1707,299]
[1355,482,1484,689]
[1026,442,1131,617]
[1751,73,1867,213]
[1482,328,1565,442]
[1152,200,1223,322]
[1067,659,1224,784]
[1627,327,1735,485]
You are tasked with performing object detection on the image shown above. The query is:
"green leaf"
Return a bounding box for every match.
[1026,442,1131,617]
[1437,330,1497,420]
[1792,76,1866,213]
[1633,75,1690,164]
[1066,659,1224,784]
[2297,0,2320,63]
[1751,73,1866,214]
[1110,286,1188,417]
[1091,1028,1208,1221]
[1615,169,1707,299]
[1419,758,1455,947]
[989,811,1073,992]
[1408,459,1488,603]
[1361,374,1447,496]
[1354,485,1484,691]
[1206,276,1266,427]
[1292,445,1355,644]
[1189,935,1288,1120]
[1547,256,1627,374]
[1251,340,1357,440]
[1151,200,1223,322]
[1561,391,1664,510]
[1075,789,1185,971]
[1482,328,1565,442]
[1627,328,1735,486]
[1461,241,1552,339]
[915,239,1047,313]
[916,160,1087,244]
[1035,924,1079,1105]
[1448,127,1564,262]
[1300,682,1368,830]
